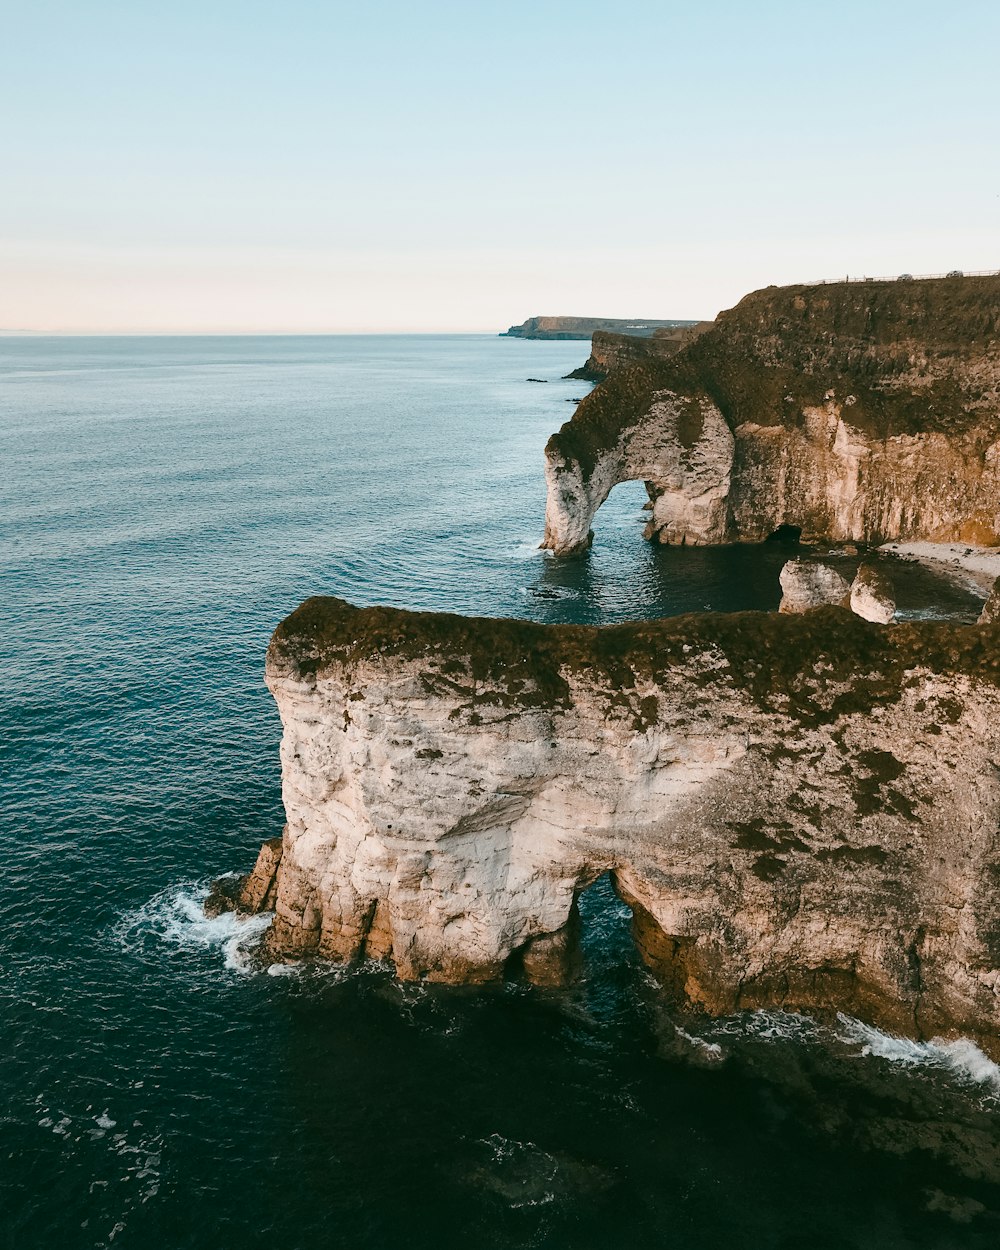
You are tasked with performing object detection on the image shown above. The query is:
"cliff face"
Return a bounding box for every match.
[542,277,1000,553]
[565,322,714,381]
[502,315,697,340]
[250,596,1000,1056]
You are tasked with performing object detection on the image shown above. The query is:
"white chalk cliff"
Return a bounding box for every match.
[542,277,1000,554]
[231,597,1000,1058]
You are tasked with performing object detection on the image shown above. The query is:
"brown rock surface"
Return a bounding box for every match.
[205,836,282,917]
[565,322,714,382]
[981,577,1000,625]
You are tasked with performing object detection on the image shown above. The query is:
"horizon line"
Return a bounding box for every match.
[0,327,533,338]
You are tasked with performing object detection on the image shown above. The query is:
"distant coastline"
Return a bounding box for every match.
[501,315,698,340]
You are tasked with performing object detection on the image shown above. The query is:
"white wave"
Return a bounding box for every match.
[508,539,547,562]
[837,1014,1000,1091]
[707,1009,823,1045]
[112,881,272,973]
[266,962,300,977]
[673,1026,725,1062]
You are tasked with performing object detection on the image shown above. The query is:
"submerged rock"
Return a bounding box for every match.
[850,563,896,623]
[778,560,850,613]
[242,596,1000,1059]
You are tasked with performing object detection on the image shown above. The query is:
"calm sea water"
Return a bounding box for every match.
[1,335,994,1250]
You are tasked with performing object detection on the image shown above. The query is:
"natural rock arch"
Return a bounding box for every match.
[541,389,735,554]
[541,278,1000,556]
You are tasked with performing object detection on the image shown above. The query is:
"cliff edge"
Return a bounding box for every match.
[542,276,1000,553]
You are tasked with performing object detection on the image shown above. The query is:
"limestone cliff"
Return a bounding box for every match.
[542,277,1000,554]
[244,596,1000,1057]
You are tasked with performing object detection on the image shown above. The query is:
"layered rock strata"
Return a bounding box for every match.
[542,277,1000,554]
[247,596,1000,1056]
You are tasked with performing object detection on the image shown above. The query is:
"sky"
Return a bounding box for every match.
[1,0,998,332]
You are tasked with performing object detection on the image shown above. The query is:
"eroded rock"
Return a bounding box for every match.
[850,563,896,623]
[980,577,1000,625]
[205,836,282,917]
[246,596,1000,1058]
[778,560,851,613]
[542,277,1000,554]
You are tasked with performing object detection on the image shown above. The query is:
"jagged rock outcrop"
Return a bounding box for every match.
[542,277,1000,554]
[981,577,1000,625]
[205,837,282,916]
[241,596,1000,1057]
[851,563,897,624]
[565,322,714,382]
[501,315,696,341]
[778,560,851,613]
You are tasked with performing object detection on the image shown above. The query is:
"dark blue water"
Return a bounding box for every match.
[2,335,997,1249]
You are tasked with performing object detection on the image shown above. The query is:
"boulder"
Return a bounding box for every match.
[778,560,850,613]
[850,563,896,623]
[980,577,1000,625]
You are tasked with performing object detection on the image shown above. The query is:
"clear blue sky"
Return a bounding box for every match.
[1,0,997,331]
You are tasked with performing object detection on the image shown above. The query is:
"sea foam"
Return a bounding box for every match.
[837,1014,1000,1091]
[112,881,272,973]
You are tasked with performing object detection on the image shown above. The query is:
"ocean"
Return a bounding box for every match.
[1,333,995,1249]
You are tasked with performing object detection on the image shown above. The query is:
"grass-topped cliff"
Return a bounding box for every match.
[543,276,1000,551]
[269,595,1000,725]
[260,595,1000,1057]
[551,276,1000,475]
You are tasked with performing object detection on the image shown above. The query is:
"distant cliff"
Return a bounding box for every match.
[542,276,1000,554]
[502,315,698,340]
[566,322,714,381]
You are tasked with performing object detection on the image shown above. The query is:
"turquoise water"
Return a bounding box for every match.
[1,334,995,1249]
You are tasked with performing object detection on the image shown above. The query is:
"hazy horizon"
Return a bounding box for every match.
[3,0,998,333]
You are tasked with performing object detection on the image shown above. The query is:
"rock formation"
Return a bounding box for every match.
[850,562,897,624]
[981,577,1000,625]
[778,560,851,613]
[205,837,282,916]
[237,595,1000,1058]
[501,315,697,341]
[542,277,1000,554]
[565,322,714,382]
